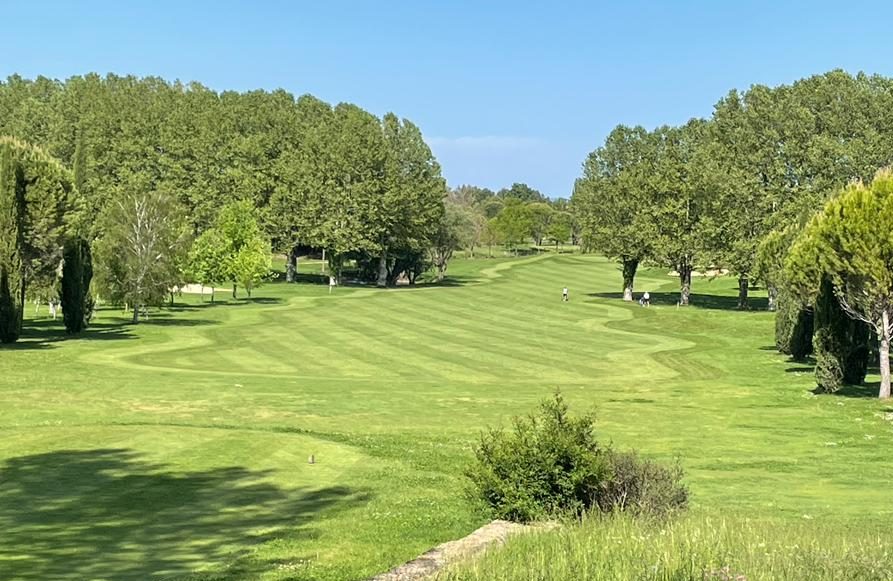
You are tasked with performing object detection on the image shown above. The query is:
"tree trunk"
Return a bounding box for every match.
[210,288,215,304]
[488,243,492,258]
[247,286,252,298]
[232,284,237,299]
[737,276,749,310]
[879,310,891,399]
[621,258,638,302]
[132,304,140,324]
[437,264,446,282]
[286,246,298,283]
[170,291,175,307]
[679,263,692,306]
[376,248,388,288]
[469,244,475,259]
[17,277,25,335]
[767,284,778,311]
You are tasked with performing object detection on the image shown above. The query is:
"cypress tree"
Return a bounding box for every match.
[61,238,93,334]
[775,287,813,359]
[813,277,870,392]
[0,145,25,343]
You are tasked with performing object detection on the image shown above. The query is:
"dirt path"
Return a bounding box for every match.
[368,520,539,581]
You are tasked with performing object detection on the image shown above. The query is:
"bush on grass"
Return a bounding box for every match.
[598,450,688,517]
[466,391,687,522]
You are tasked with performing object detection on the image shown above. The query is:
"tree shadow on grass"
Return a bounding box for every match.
[810,382,882,398]
[232,297,284,305]
[1,320,135,351]
[138,315,219,327]
[0,448,370,580]
[589,291,770,311]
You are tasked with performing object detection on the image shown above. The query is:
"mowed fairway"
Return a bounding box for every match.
[2,254,892,580]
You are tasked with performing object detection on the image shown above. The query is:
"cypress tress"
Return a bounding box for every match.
[813,277,871,392]
[0,144,25,343]
[61,238,93,334]
[814,278,845,391]
[775,287,813,360]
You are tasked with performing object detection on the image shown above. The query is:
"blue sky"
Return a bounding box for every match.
[2,1,893,198]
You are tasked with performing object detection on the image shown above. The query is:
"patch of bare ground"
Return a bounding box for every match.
[369,520,553,581]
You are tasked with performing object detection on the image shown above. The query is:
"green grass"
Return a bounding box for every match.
[437,513,893,581]
[2,254,892,579]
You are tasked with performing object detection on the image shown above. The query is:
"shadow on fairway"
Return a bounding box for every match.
[138,316,219,327]
[283,273,475,289]
[810,382,882,398]
[236,296,284,305]
[0,448,371,580]
[1,320,135,351]
[589,291,770,311]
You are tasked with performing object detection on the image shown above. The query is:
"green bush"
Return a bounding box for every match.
[466,392,688,523]
[775,287,813,360]
[599,450,688,518]
[813,277,871,392]
[466,391,610,522]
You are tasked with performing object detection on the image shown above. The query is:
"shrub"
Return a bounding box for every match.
[599,450,688,518]
[775,288,813,359]
[466,392,688,523]
[465,391,610,522]
[813,277,871,392]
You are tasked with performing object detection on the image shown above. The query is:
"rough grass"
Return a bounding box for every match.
[1,254,892,579]
[437,513,893,581]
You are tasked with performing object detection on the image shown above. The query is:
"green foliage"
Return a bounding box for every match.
[213,200,272,297]
[813,277,871,392]
[482,218,502,256]
[430,203,468,281]
[526,202,554,246]
[0,143,25,343]
[788,170,893,397]
[94,184,189,321]
[466,391,610,522]
[598,451,688,518]
[774,288,814,360]
[230,236,272,297]
[0,137,72,341]
[61,238,93,334]
[573,125,654,264]
[187,229,229,290]
[0,74,447,296]
[545,211,572,248]
[491,199,532,251]
[497,182,545,203]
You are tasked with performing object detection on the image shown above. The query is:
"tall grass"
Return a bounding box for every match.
[438,513,893,580]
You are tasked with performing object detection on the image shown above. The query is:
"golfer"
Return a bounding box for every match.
[562,287,569,302]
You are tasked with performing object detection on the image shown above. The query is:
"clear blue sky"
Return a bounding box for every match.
[2,1,893,198]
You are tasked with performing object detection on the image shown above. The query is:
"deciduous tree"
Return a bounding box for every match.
[94,183,189,323]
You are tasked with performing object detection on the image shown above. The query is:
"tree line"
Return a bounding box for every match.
[0,73,456,338]
[573,70,893,398]
[441,183,575,262]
